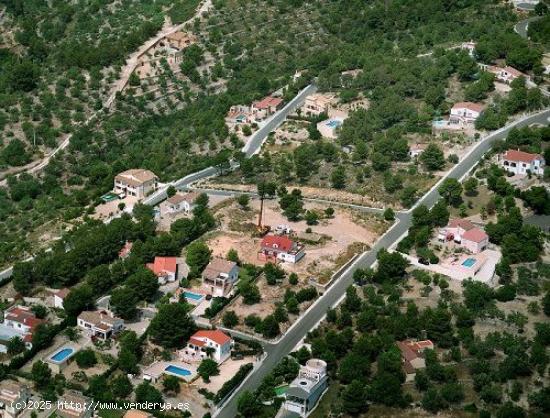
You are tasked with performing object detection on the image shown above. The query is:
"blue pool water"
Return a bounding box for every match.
[165,365,192,377]
[184,291,203,301]
[50,348,74,362]
[462,258,477,268]
[326,120,342,128]
[432,120,448,127]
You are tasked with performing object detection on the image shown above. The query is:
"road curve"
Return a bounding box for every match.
[514,15,541,39]
[142,84,317,207]
[214,108,550,418]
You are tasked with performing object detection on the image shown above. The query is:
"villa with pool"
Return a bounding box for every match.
[438,219,489,254]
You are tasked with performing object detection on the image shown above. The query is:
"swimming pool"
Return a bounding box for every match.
[184,291,204,301]
[326,120,342,128]
[462,258,477,268]
[432,120,448,127]
[50,347,75,363]
[165,365,192,377]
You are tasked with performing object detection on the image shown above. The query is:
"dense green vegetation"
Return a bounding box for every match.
[238,253,550,418]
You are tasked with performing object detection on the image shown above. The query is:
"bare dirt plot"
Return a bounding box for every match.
[194,356,255,393]
[92,195,139,221]
[211,198,387,279]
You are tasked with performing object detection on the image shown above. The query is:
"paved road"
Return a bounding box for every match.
[214,108,550,418]
[142,84,317,207]
[515,2,539,12]
[514,15,541,39]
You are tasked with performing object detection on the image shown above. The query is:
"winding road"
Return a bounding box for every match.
[142,84,317,206]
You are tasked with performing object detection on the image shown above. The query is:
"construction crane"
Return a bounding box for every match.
[255,182,271,236]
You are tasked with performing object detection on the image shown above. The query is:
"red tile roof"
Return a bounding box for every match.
[253,96,283,110]
[54,288,70,299]
[189,337,206,347]
[192,329,231,345]
[503,149,543,164]
[448,219,475,231]
[462,228,488,243]
[503,66,524,77]
[4,306,43,330]
[261,235,295,252]
[452,102,485,113]
[146,257,178,276]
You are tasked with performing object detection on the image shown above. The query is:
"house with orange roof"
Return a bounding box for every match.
[438,219,488,254]
[146,256,187,284]
[251,96,284,120]
[450,102,485,124]
[397,340,434,382]
[259,235,305,263]
[178,329,233,364]
[500,149,545,176]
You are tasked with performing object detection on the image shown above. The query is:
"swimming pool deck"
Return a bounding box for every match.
[143,360,197,383]
[404,249,500,284]
[45,343,80,373]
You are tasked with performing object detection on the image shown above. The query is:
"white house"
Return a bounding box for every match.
[0,381,30,418]
[166,192,199,214]
[0,305,43,351]
[450,102,484,124]
[397,340,434,382]
[259,235,305,263]
[284,359,329,417]
[438,219,489,254]
[114,169,158,199]
[201,258,240,297]
[77,310,124,340]
[53,288,70,309]
[500,149,545,176]
[146,256,187,285]
[178,329,232,364]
